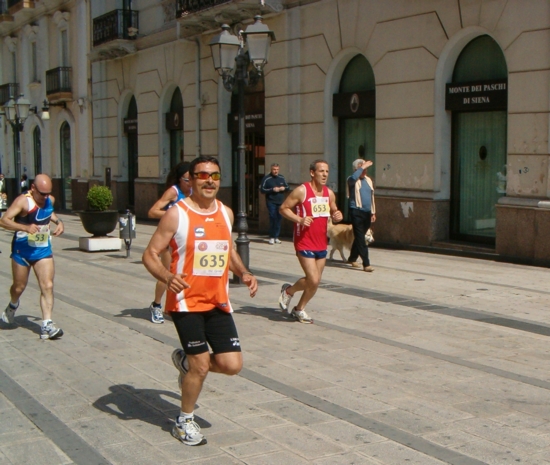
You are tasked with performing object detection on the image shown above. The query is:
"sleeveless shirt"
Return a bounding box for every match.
[163,185,186,210]
[12,193,54,260]
[165,199,233,313]
[293,183,330,252]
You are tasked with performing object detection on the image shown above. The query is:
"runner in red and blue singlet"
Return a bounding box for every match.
[278,160,343,323]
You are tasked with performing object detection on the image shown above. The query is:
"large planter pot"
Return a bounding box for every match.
[77,210,120,237]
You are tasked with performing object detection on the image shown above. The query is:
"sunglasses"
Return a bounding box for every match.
[193,171,221,181]
[34,187,52,196]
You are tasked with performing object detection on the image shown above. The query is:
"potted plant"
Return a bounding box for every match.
[77,185,120,236]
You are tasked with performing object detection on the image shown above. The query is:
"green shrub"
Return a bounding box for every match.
[87,185,113,211]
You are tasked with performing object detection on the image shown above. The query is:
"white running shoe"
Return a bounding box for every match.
[268,238,275,245]
[149,303,164,324]
[2,302,18,324]
[171,349,189,390]
[40,321,63,339]
[274,238,282,244]
[291,307,313,324]
[172,417,207,446]
[278,283,293,313]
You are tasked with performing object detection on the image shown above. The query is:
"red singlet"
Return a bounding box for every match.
[293,182,330,252]
[165,199,233,313]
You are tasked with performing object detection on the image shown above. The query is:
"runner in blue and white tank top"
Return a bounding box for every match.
[146,162,192,324]
[0,174,65,339]
[11,192,55,264]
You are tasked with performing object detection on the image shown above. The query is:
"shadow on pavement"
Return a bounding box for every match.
[115,307,173,323]
[115,307,152,321]
[105,254,143,264]
[248,238,272,244]
[235,305,295,323]
[325,259,361,270]
[93,384,211,431]
[8,314,46,338]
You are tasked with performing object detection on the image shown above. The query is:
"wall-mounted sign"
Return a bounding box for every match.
[445,79,507,112]
[123,118,138,134]
[227,113,265,133]
[165,111,183,130]
[332,91,375,118]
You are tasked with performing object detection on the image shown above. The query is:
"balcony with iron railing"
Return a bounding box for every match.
[46,67,72,101]
[174,0,282,37]
[176,0,231,17]
[90,9,139,61]
[93,9,139,47]
[0,0,11,22]
[7,0,35,15]
[0,83,19,105]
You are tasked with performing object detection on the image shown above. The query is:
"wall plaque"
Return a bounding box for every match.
[166,111,183,130]
[446,79,507,111]
[333,91,375,118]
[227,113,265,133]
[123,118,137,134]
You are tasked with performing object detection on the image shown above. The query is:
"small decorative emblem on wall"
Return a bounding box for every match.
[350,93,360,113]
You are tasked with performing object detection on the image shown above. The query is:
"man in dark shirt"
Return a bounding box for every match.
[259,163,290,244]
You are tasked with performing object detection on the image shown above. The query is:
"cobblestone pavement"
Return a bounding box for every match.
[1,213,550,464]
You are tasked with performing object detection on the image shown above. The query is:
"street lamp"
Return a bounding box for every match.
[2,95,30,194]
[40,99,67,121]
[209,16,275,277]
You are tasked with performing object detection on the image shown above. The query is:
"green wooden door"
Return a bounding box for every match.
[451,111,506,240]
[339,118,375,220]
[337,55,375,219]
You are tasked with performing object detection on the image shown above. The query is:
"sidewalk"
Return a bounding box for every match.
[0,213,549,464]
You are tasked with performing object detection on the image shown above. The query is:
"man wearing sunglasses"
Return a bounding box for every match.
[143,156,257,446]
[0,174,64,339]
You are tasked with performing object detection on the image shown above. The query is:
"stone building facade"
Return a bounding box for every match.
[0,0,92,210]
[3,0,549,263]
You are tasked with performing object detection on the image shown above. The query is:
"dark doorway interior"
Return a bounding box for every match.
[126,96,138,211]
[230,84,265,230]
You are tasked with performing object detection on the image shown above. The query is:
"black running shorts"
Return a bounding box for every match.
[171,308,241,355]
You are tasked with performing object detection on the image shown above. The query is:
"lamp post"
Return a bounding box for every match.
[209,16,275,278]
[3,95,30,194]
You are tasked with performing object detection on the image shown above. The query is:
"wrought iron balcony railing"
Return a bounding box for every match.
[176,0,232,18]
[46,67,72,96]
[93,9,139,47]
[0,83,19,105]
[7,0,34,13]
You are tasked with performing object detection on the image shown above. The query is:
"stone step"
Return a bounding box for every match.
[430,240,496,255]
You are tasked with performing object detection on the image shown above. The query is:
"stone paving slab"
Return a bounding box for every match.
[1,214,550,464]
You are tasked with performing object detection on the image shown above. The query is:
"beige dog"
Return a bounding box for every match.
[327,219,374,262]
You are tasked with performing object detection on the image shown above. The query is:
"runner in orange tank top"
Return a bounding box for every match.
[143,156,257,446]
[278,159,343,323]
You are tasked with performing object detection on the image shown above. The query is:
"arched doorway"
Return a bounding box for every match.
[125,96,138,210]
[33,126,42,176]
[334,55,376,219]
[447,35,507,243]
[59,121,71,210]
[168,87,184,168]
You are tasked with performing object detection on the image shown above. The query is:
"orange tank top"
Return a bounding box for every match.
[165,199,233,313]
